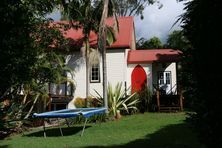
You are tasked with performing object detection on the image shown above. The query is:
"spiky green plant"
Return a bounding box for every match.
[107,82,139,116]
[93,82,139,117]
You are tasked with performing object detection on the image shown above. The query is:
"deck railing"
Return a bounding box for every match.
[154,84,183,112]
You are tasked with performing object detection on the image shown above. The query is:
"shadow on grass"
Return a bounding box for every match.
[24,126,91,137]
[84,123,202,148]
[0,145,9,148]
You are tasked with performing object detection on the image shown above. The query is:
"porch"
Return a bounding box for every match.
[127,49,183,112]
[152,63,183,112]
[153,88,183,112]
[48,83,74,111]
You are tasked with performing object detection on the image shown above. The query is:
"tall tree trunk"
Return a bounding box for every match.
[24,93,40,119]
[98,0,109,113]
[85,36,90,107]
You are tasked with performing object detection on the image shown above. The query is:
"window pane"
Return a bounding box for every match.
[159,73,163,79]
[165,72,171,84]
[158,72,164,85]
[160,79,164,85]
[91,64,100,82]
[166,79,170,84]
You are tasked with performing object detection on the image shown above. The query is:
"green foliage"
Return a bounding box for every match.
[165,30,194,108]
[111,0,161,19]
[180,0,222,146]
[61,1,117,109]
[67,113,106,125]
[91,90,104,106]
[74,97,86,108]
[106,26,117,46]
[0,0,60,96]
[61,0,117,48]
[136,85,154,113]
[0,100,10,130]
[74,96,102,108]
[61,0,101,34]
[165,30,191,50]
[0,0,74,134]
[87,97,102,107]
[108,82,139,116]
[137,36,163,49]
[94,82,139,117]
[0,0,37,95]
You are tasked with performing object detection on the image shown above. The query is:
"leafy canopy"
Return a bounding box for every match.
[0,0,73,130]
[111,0,162,19]
[137,36,163,49]
[180,0,222,146]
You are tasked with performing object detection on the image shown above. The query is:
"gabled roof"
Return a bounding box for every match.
[127,49,182,64]
[61,16,134,49]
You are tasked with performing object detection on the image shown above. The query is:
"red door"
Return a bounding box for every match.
[131,65,147,93]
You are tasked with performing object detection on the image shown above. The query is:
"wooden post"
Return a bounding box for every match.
[43,119,46,138]
[156,89,160,112]
[57,118,63,136]
[179,87,183,111]
[81,118,88,137]
[48,95,51,111]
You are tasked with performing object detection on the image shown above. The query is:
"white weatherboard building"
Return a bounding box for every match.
[49,16,182,111]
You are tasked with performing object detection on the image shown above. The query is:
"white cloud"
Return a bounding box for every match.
[134,0,186,43]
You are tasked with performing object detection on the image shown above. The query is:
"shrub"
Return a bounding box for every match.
[136,84,153,113]
[94,82,139,118]
[87,97,102,107]
[74,97,86,108]
[108,82,139,117]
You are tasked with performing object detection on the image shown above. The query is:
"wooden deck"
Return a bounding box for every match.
[155,90,183,112]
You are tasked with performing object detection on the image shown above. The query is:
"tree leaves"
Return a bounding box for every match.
[136,36,163,49]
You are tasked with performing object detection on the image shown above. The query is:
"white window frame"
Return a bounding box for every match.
[90,64,100,83]
[158,71,172,94]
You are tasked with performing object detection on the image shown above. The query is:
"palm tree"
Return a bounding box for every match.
[98,0,109,112]
[98,0,119,113]
[61,0,102,101]
[61,0,118,110]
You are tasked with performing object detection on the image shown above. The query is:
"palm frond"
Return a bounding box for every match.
[103,82,139,116]
[106,26,116,46]
[88,48,100,66]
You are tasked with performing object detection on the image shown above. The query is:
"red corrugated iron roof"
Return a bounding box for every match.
[60,16,134,49]
[127,49,182,64]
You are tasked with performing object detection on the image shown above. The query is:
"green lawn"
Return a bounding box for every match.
[0,112,205,148]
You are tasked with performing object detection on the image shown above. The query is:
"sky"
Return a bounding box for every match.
[134,0,186,43]
[48,0,186,43]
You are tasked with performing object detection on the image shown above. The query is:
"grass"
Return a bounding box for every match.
[0,112,205,148]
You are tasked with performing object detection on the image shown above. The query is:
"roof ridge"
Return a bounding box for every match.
[135,49,175,51]
[53,16,135,49]
[107,16,134,20]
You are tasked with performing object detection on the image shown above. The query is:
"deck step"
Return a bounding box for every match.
[159,106,181,112]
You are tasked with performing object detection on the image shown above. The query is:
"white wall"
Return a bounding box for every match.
[50,50,178,108]
[66,53,86,98]
[90,49,127,97]
[64,49,128,99]
[51,52,178,99]
[152,62,177,93]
